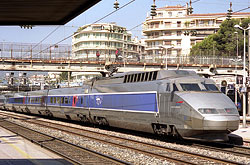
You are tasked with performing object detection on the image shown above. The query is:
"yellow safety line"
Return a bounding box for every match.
[0,136,42,165]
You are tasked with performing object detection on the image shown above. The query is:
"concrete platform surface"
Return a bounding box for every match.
[231,124,250,140]
[0,126,71,165]
[229,123,250,145]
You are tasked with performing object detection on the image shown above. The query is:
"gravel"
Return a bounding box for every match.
[3,111,250,164]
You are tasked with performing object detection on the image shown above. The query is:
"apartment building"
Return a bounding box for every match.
[143,5,250,58]
[72,23,145,61]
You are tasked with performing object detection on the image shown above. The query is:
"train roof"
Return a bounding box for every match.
[156,70,198,79]
[112,70,197,79]
[91,70,199,85]
[105,70,197,79]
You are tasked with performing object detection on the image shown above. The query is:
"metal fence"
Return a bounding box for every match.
[0,42,245,66]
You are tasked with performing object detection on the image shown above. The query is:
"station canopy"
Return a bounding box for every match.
[0,0,101,25]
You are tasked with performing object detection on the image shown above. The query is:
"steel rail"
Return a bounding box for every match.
[0,111,242,165]
[0,117,129,165]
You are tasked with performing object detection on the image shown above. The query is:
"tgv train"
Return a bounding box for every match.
[2,70,240,141]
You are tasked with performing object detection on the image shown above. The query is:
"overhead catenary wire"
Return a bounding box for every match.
[34,0,136,57]
[128,0,201,32]
[129,1,250,34]
[215,6,250,19]
[22,25,61,57]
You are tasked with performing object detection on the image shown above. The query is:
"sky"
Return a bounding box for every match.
[0,0,250,45]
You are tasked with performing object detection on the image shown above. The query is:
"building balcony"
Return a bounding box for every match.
[143,26,183,32]
[73,46,121,52]
[144,35,183,41]
[143,23,221,32]
[145,45,182,51]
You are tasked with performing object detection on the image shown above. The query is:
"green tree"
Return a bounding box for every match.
[190,18,250,57]
[60,72,72,81]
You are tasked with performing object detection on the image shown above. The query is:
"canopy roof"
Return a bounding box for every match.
[0,0,101,25]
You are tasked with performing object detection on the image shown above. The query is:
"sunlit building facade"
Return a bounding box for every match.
[72,23,145,61]
[143,5,250,57]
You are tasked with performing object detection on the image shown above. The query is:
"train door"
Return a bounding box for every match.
[165,83,171,119]
[158,83,171,121]
[41,96,47,107]
[169,83,179,123]
[72,96,78,107]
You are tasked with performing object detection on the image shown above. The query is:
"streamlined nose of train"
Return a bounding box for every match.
[177,92,240,131]
[203,115,239,131]
[177,92,236,110]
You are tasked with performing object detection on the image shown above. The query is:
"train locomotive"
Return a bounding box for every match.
[3,70,240,141]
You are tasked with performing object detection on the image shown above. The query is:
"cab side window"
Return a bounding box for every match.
[173,83,179,92]
[166,83,170,92]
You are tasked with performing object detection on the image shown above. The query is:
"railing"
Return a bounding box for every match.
[0,42,244,66]
[0,55,244,67]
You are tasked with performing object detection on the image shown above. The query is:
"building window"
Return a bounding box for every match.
[177,50,181,56]
[177,31,182,36]
[154,32,159,38]
[198,20,204,26]
[216,20,222,25]
[157,12,163,17]
[191,40,196,46]
[164,40,171,45]
[177,21,181,27]
[208,20,214,26]
[168,12,172,17]
[177,40,181,46]
[92,26,102,30]
[164,31,171,36]
[196,40,203,43]
[155,23,159,28]
[167,49,172,55]
[177,12,183,16]
[165,22,171,27]
[190,21,195,27]
[150,23,154,28]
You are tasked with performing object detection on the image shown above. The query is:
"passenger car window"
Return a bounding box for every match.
[65,97,68,104]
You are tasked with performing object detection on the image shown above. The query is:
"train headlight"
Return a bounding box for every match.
[198,108,218,114]
[225,108,238,114]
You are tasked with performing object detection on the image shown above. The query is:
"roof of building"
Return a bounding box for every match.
[157,5,186,10]
[158,5,185,9]
[0,0,101,25]
[189,12,250,17]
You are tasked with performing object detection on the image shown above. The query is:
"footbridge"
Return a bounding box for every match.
[0,56,245,77]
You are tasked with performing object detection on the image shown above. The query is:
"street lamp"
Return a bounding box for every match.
[159,46,174,70]
[234,31,238,106]
[234,24,250,128]
[159,46,167,69]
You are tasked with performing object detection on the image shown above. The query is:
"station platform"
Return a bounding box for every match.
[229,123,250,145]
[0,126,71,165]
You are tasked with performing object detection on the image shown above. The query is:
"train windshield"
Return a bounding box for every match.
[203,84,219,91]
[180,83,201,91]
[180,83,219,92]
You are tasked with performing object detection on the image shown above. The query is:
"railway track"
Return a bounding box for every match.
[0,115,128,165]
[243,140,250,147]
[187,141,250,158]
[0,111,246,165]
